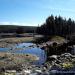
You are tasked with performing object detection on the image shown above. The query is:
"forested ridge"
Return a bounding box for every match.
[0,25,37,33]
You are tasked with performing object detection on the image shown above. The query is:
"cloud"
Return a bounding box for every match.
[0,22,11,25]
[48,7,75,13]
[0,22,38,26]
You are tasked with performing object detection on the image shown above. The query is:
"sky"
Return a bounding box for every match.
[0,0,75,26]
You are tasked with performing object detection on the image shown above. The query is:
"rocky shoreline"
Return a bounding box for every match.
[1,53,75,75]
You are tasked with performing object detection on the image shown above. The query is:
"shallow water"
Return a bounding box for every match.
[0,48,9,52]
[0,43,46,65]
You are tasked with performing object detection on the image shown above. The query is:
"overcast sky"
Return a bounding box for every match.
[0,0,75,26]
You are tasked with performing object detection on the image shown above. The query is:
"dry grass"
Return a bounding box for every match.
[0,37,34,43]
[0,52,39,67]
[0,37,34,47]
[50,36,67,44]
[0,37,38,68]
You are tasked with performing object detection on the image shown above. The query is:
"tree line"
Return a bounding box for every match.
[37,15,75,36]
[0,25,37,33]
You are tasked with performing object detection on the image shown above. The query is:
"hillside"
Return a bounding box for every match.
[0,25,37,33]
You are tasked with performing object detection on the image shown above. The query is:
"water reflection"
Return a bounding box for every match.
[15,43,47,65]
[0,43,46,65]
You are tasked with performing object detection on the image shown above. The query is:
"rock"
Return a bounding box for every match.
[50,65,62,71]
[50,55,57,59]
[61,53,72,57]
[22,69,32,74]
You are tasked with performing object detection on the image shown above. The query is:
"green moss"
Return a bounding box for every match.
[51,36,66,44]
[61,62,73,69]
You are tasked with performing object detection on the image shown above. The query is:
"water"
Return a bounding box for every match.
[0,43,46,65]
[0,48,9,52]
